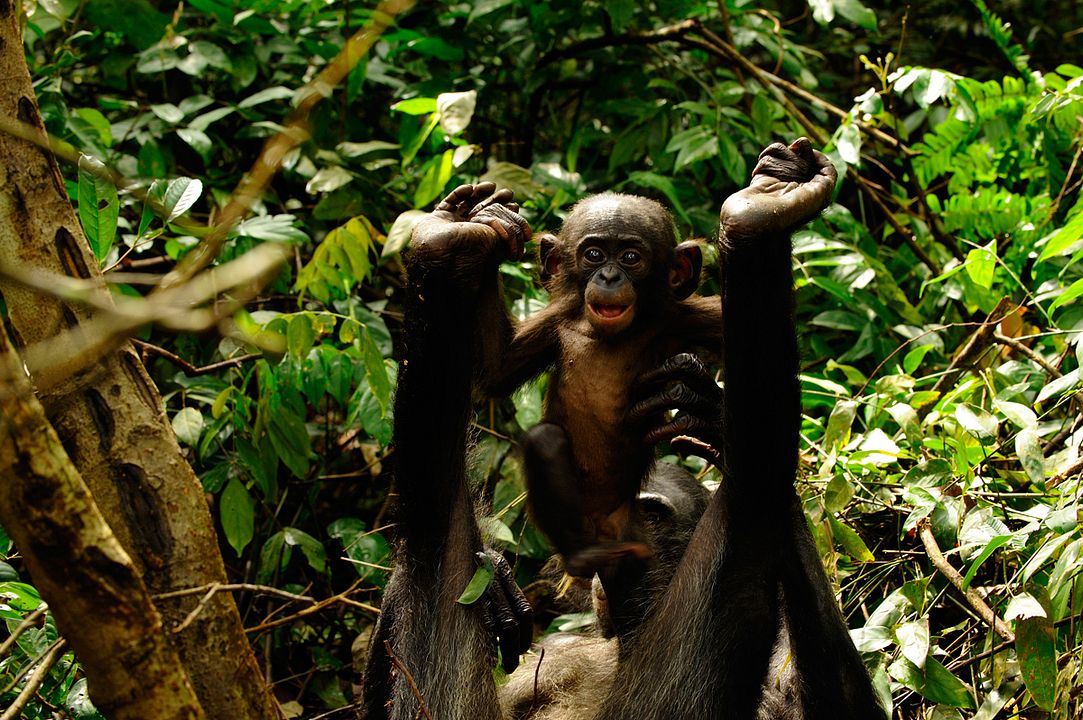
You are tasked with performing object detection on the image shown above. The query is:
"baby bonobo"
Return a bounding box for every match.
[474,191,723,582]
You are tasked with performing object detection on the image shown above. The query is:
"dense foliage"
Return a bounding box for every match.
[2,1,1082,718]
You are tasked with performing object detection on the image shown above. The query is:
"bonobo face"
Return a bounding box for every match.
[539,193,701,338]
[564,195,676,337]
[576,232,652,335]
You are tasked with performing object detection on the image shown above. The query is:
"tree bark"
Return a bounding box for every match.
[0,5,281,719]
[0,324,207,720]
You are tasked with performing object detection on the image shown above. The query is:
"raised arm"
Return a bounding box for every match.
[601,139,838,719]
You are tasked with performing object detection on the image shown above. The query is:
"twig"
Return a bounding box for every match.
[131,339,260,376]
[918,520,1014,642]
[245,580,379,633]
[0,604,47,659]
[154,581,315,603]
[1048,455,1083,488]
[0,639,66,720]
[929,297,1017,398]
[382,640,433,720]
[991,332,1063,378]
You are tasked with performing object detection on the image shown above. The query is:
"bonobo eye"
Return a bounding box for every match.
[620,249,642,265]
[583,247,605,264]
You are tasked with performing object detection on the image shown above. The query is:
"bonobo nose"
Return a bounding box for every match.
[599,265,621,283]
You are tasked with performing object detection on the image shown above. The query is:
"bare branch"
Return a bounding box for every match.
[918,520,1015,642]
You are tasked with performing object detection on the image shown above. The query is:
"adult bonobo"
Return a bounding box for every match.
[361,138,884,719]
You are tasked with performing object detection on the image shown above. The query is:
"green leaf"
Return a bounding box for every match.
[162,177,203,222]
[238,86,294,109]
[457,552,495,605]
[1015,427,1046,484]
[1016,617,1057,710]
[836,123,862,164]
[413,149,455,208]
[1049,276,1083,312]
[257,531,288,584]
[828,515,874,561]
[361,329,391,415]
[283,527,327,574]
[824,400,857,451]
[77,155,119,262]
[268,410,312,479]
[964,242,996,288]
[896,618,930,669]
[220,478,255,556]
[961,534,1012,590]
[287,314,315,360]
[889,656,975,709]
[955,404,998,442]
[1037,210,1083,261]
[824,474,854,513]
[436,91,476,136]
[665,126,719,172]
[171,407,204,446]
[383,210,427,257]
[390,97,438,115]
[1036,369,1079,405]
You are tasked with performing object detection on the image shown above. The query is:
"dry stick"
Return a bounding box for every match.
[918,520,1015,642]
[929,297,1017,397]
[154,582,315,603]
[1048,455,1083,488]
[991,331,1063,378]
[246,581,379,634]
[0,604,46,659]
[382,640,433,720]
[160,0,416,290]
[130,338,260,376]
[0,639,66,720]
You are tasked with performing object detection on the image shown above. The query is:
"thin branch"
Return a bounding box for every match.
[154,582,315,603]
[245,580,379,634]
[0,604,47,659]
[929,297,1017,398]
[918,520,1015,642]
[131,339,260,377]
[991,332,1063,378]
[1049,455,1083,488]
[0,639,66,720]
[0,636,65,710]
[382,640,433,720]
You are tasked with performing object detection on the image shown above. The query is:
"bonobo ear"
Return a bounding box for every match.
[669,241,703,299]
[538,233,563,282]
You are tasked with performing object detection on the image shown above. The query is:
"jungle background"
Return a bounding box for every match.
[1,0,1082,718]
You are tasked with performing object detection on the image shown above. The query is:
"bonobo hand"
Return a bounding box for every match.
[630,353,724,466]
[719,137,837,247]
[409,182,531,274]
[477,549,534,674]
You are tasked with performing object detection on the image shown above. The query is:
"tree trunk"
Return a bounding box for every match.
[0,5,281,719]
[0,324,207,720]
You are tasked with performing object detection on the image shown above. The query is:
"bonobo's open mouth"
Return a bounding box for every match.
[589,303,630,320]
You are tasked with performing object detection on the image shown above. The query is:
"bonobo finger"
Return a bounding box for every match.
[473,203,531,259]
[646,416,723,464]
[629,382,712,421]
[492,552,534,653]
[636,353,718,398]
[436,182,497,215]
[495,601,521,674]
[753,139,815,183]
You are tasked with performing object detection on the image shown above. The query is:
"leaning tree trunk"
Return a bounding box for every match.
[0,5,281,719]
[0,325,206,720]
